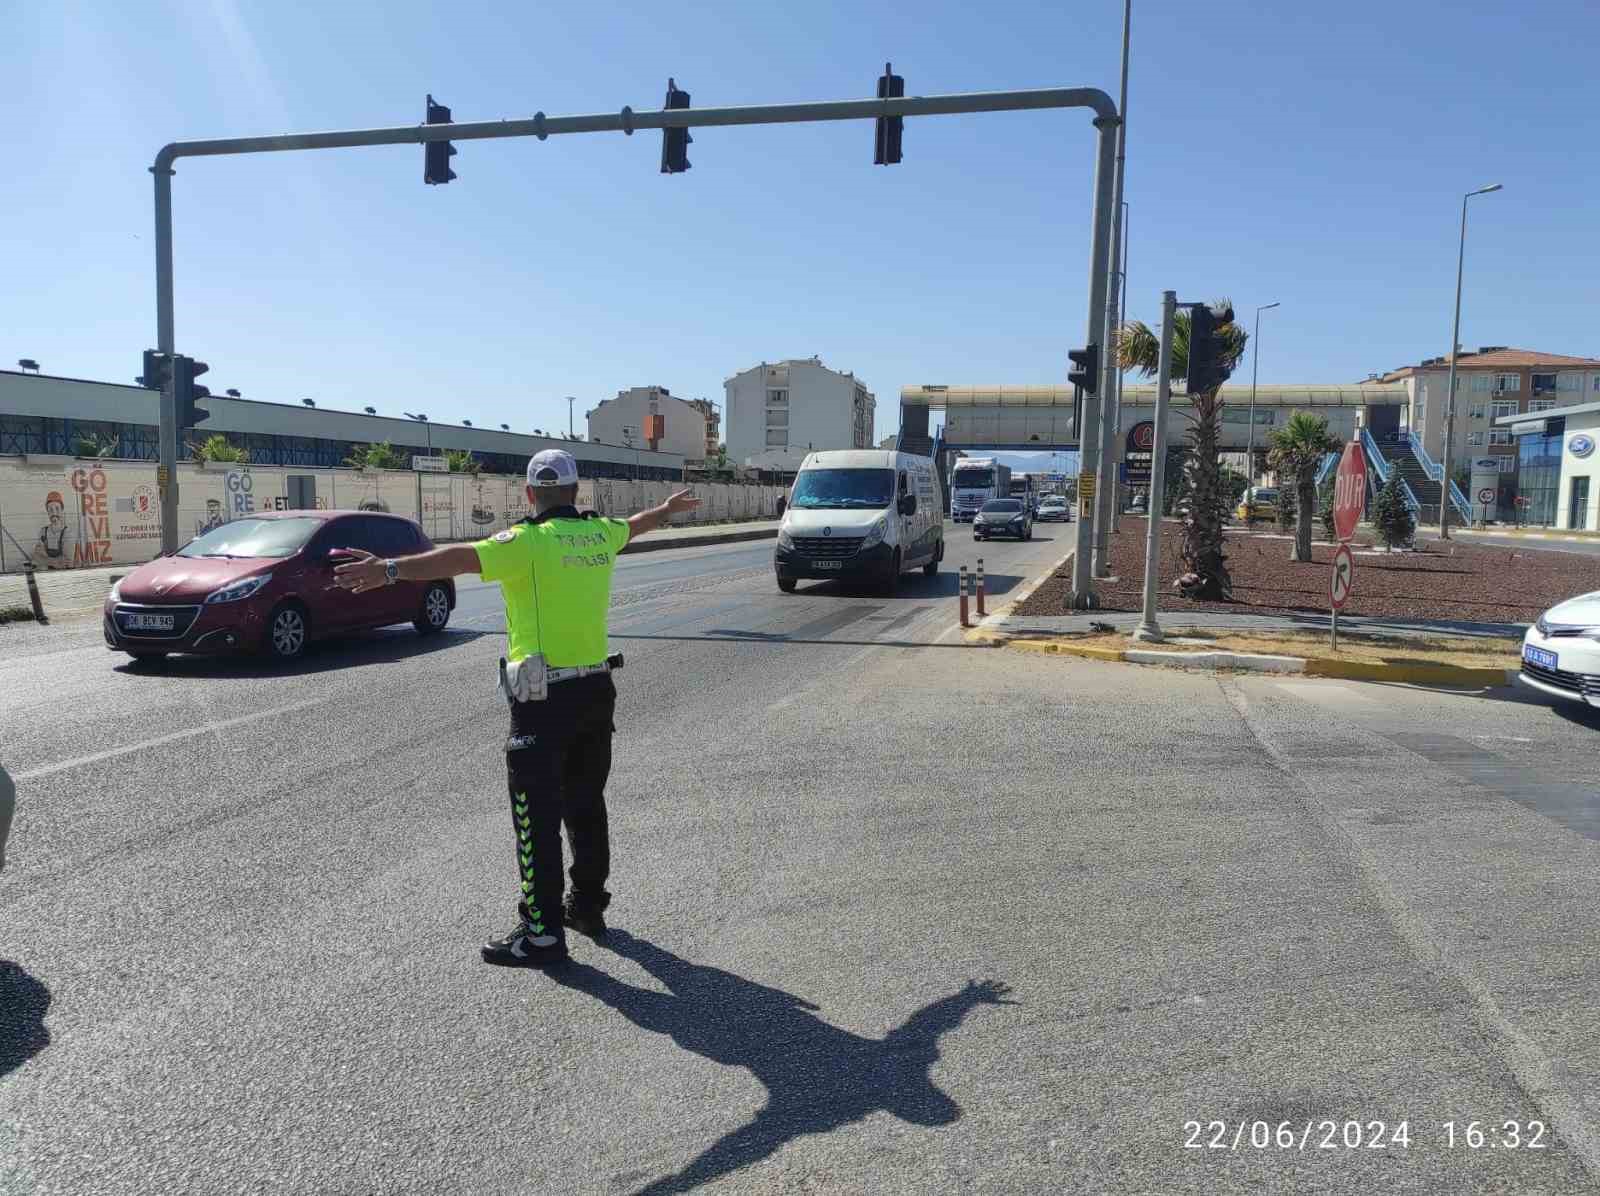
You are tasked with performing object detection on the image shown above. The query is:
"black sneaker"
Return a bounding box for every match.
[480,922,568,967]
[562,894,608,940]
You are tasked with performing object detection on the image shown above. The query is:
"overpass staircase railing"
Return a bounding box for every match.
[1359,427,1421,515]
[1405,431,1473,524]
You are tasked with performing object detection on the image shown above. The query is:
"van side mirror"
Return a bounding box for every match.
[898,494,917,516]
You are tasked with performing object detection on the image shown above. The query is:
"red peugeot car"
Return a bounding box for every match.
[103,510,455,664]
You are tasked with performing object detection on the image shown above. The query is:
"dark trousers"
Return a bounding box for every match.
[504,673,616,941]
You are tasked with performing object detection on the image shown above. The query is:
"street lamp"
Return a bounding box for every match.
[17,359,40,374]
[403,411,433,453]
[1247,301,1280,484]
[1440,183,1503,538]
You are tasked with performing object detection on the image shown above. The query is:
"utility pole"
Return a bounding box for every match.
[567,396,576,438]
[1440,183,1502,538]
[1247,302,1279,484]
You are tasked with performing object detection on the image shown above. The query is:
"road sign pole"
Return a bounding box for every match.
[1332,603,1338,653]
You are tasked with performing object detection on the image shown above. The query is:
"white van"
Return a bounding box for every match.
[774,450,944,592]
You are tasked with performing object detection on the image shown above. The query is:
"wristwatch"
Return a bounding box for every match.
[383,559,399,585]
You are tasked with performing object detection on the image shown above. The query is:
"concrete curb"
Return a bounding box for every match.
[1003,636,1519,688]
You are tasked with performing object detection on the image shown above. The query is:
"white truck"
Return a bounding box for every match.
[950,457,1012,522]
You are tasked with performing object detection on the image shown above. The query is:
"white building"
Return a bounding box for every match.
[724,358,874,472]
[586,386,710,460]
[1493,400,1600,530]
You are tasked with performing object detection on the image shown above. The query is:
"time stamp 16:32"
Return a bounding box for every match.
[1182,1119,1550,1151]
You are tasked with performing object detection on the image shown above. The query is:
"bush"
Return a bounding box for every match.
[191,434,249,464]
[345,441,408,470]
[1372,469,1415,551]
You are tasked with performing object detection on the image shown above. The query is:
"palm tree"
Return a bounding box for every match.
[1117,300,1248,599]
[1266,412,1342,563]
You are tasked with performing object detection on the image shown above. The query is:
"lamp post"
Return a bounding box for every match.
[567,396,576,439]
[1440,183,1503,538]
[403,411,432,453]
[1247,301,1279,484]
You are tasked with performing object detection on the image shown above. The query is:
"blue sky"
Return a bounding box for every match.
[6,0,1598,454]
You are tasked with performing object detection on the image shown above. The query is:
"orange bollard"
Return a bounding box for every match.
[976,557,986,617]
[959,565,970,628]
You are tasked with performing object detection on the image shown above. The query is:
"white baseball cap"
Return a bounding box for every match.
[526,449,579,488]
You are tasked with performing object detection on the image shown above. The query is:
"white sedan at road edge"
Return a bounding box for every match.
[1519,590,1600,708]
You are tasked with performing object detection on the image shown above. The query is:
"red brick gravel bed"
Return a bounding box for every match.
[1015,519,1600,625]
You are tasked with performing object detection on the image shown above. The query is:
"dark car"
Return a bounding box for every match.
[103,510,455,664]
[973,498,1032,541]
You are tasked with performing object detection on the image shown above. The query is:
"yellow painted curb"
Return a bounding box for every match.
[1302,658,1513,686]
[1007,639,1126,661]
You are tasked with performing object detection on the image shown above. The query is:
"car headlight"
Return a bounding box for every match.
[108,580,122,604]
[861,517,888,549]
[777,528,794,550]
[1010,514,1025,524]
[1535,614,1550,636]
[205,573,272,604]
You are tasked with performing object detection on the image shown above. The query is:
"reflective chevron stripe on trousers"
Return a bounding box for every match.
[504,672,617,942]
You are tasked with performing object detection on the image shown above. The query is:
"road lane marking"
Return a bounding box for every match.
[14,698,330,782]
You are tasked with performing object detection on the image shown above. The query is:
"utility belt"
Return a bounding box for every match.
[498,652,624,704]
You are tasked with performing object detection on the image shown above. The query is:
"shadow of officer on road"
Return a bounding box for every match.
[547,929,1016,1195]
[1,759,52,1081]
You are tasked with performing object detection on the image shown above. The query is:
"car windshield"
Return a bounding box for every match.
[178,517,322,559]
[1252,489,1278,503]
[952,468,993,488]
[982,499,1023,513]
[1041,497,1065,506]
[789,468,894,510]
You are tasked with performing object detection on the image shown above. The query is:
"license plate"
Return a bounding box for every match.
[813,560,842,570]
[125,613,175,631]
[1524,645,1558,670]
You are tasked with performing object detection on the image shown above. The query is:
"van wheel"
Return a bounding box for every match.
[777,576,797,593]
[415,583,451,634]
[881,551,901,594]
[266,602,309,661]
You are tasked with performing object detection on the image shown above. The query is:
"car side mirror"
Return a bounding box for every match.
[898,494,916,516]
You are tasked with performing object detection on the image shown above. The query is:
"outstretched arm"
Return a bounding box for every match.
[333,544,483,594]
[626,489,701,542]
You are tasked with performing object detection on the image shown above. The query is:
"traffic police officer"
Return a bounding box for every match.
[335,449,699,966]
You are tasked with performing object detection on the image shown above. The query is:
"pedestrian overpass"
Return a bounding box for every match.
[895,381,1410,502]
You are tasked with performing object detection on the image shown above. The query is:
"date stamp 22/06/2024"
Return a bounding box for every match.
[1182,1120,1550,1152]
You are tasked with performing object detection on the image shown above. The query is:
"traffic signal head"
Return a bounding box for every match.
[138,349,171,391]
[874,62,904,165]
[1187,304,1218,396]
[1068,344,1099,395]
[424,94,457,185]
[660,78,692,174]
[173,355,211,428]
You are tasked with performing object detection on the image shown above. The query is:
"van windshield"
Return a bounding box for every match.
[790,468,895,510]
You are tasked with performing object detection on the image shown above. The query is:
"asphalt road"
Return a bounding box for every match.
[4,519,1600,1195]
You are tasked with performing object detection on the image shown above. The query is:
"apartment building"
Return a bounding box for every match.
[586,386,711,460]
[724,357,875,471]
[1375,347,1600,481]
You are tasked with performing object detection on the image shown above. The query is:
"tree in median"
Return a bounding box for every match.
[1371,467,1416,551]
[1266,412,1341,563]
[1118,300,1248,599]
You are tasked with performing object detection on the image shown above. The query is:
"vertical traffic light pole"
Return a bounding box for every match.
[1068,117,1118,608]
[148,87,1120,584]
[153,160,181,553]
